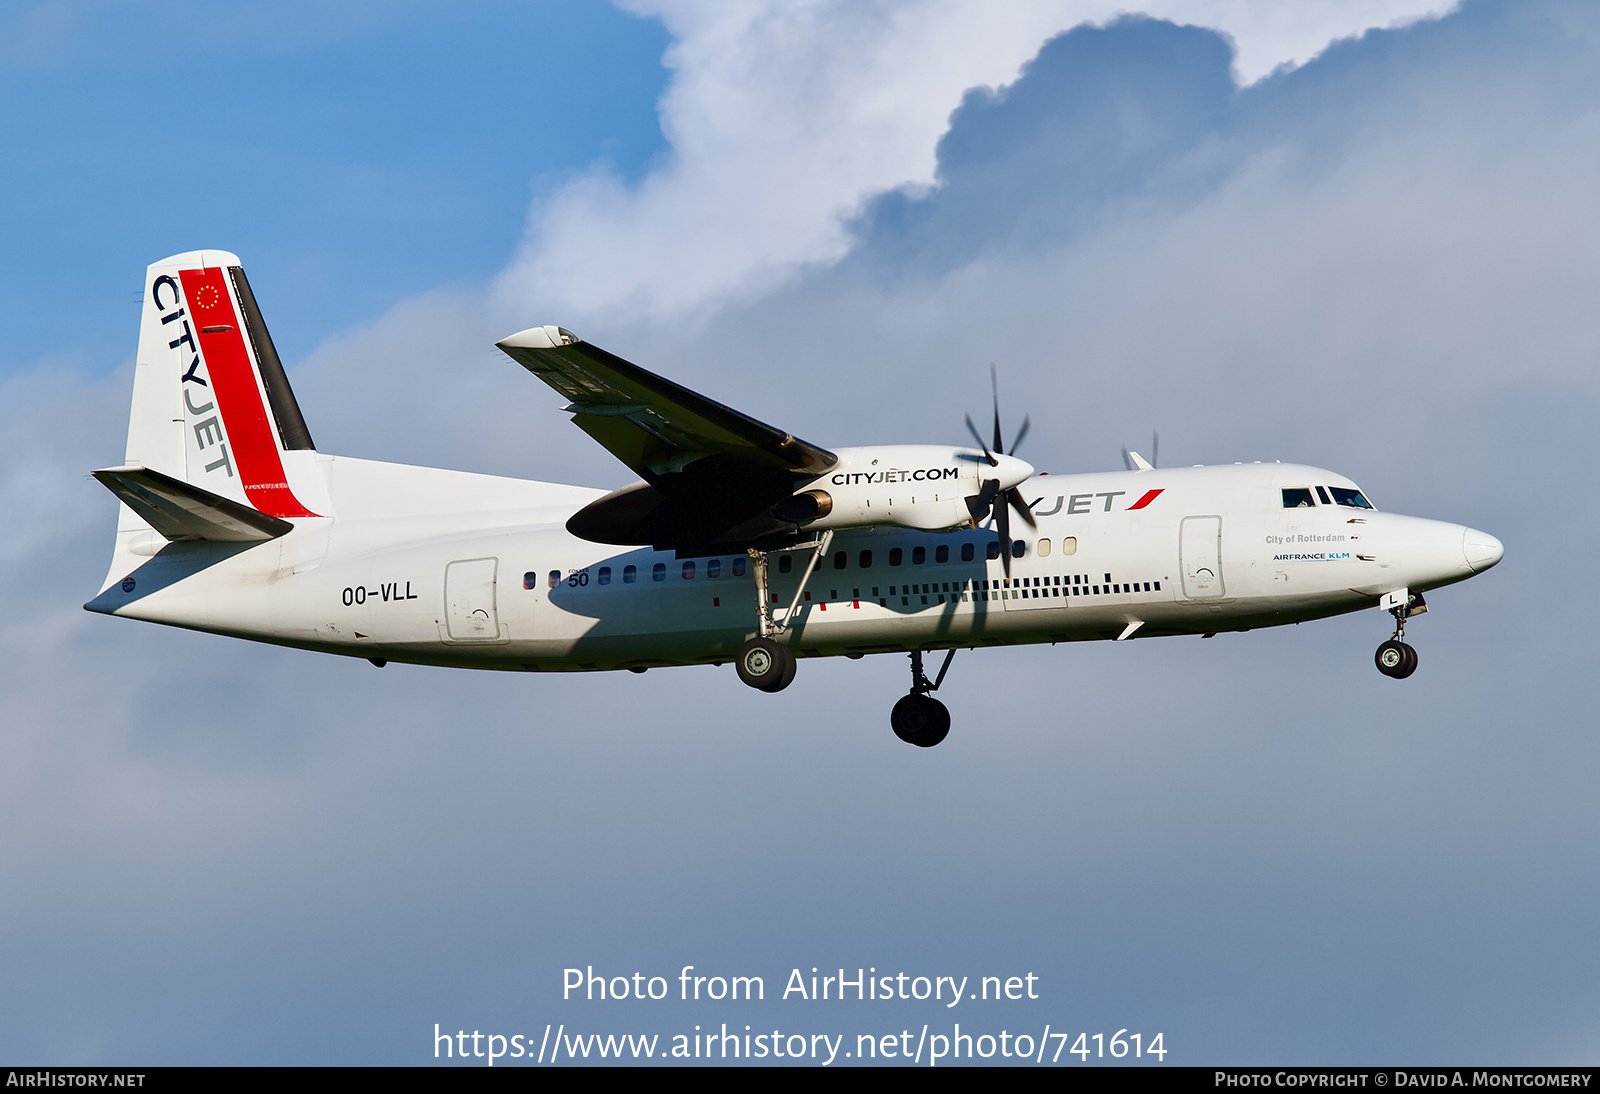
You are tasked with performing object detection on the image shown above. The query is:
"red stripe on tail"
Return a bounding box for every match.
[178,267,319,518]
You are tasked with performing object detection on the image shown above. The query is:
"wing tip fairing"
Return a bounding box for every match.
[496,325,581,352]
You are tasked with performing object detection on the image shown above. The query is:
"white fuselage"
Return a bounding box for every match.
[88,456,1499,671]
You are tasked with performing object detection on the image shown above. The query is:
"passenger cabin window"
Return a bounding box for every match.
[833,551,847,570]
[1011,540,1026,558]
[624,565,637,583]
[1037,538,1051,557]
[652,563,666,581]
[548,569,560,589]
[732,557,747,577]
[889,548,903,566]
[935,544,949,563]
[912,546,926,565]
[523,572,538,590]
[682,561,696,580]
[1060,536,1077,555]
[1282,488,1315,508]
[598,566,612,585]
[961,543,975,562]
[859,550,872,568]
[707,558,721,578]
[1330,487,1374,509]
[778,555,793,574]
[986,541,1001,560]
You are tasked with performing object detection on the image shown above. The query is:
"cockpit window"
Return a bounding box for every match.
[1282,488,1315,508]
[1329,487,1374,509]
[1316,486,1333,505]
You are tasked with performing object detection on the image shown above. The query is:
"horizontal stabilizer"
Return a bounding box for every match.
[93,464,293,542]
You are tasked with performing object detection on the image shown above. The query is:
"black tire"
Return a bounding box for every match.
[736,637,793,692]
[1396,642,1419,679]
[891,694,951,747]
[1375,640,1414,678]
[766,643,798,692]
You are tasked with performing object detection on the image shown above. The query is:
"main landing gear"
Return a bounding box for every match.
[891,649,954,748]
[733,533,832,695]
[1374,589,1426,679]
[735,635,797,692]
[731,535,959,745]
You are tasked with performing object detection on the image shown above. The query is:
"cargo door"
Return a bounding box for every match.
[445,557,500,640]
[1180,516,1224,599]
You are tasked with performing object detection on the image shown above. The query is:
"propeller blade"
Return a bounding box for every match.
[976,364,1029,577]
[1011,414,1030,456]
[990,364,1004,455]
[995,495,1011,578]
[1006,487,1037,530]
[964,414,998,466]
[965,478,1000,524]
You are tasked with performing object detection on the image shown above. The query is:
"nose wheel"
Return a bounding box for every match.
[892,649,955,747]
[1374,590,1425,679]
[1375,639,1418,679]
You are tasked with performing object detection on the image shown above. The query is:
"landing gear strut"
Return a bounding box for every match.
[734,533,832,694]
[1374,589,1425,679]
[891,649,954,747]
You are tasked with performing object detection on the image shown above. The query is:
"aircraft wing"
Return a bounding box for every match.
[496,326,835,480]
[496,327,837,551]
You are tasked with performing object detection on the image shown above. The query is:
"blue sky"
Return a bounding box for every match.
[0,0,669,369]
[3,0,1598,1066]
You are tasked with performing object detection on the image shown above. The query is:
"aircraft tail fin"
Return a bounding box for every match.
[124,250,324,519]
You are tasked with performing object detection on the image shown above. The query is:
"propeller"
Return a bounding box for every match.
[1121,431,1160,471]
[963,477,1000,524]
[964,365,1036,578]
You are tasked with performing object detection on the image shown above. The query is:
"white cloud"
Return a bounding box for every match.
[494,0,1456,325]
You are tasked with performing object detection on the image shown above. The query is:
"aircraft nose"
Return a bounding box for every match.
[1462,528,1504,573]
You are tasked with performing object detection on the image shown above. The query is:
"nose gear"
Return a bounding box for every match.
[1375,639,1417,678]
[1373,589,1426,679]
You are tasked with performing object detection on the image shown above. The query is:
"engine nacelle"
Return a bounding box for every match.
[785,445,1033,533]
[773,489,834,523]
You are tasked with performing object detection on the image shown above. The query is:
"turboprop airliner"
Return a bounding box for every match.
[87,251,1504,747]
